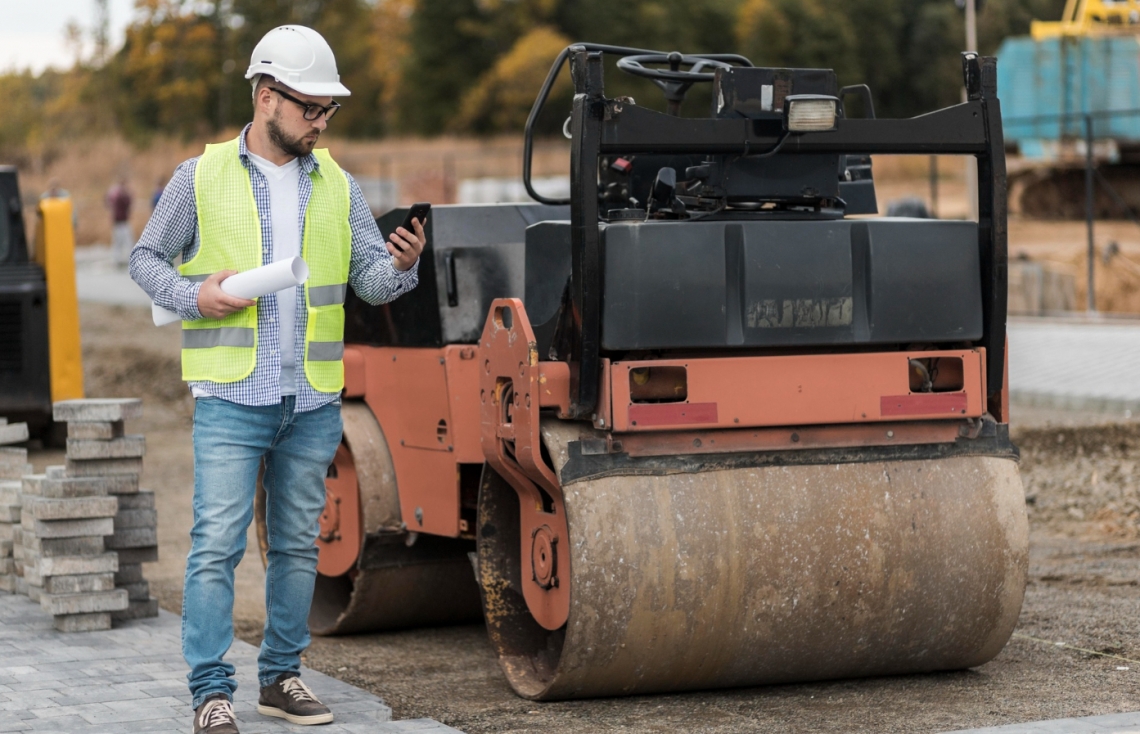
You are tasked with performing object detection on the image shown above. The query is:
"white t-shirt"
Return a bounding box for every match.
[247,151,302,396]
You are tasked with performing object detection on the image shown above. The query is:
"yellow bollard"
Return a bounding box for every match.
[34,197,84,402]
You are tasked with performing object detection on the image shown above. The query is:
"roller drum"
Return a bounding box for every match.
[479,423,1028,700]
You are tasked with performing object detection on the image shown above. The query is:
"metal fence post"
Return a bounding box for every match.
[1085,113,1096,313]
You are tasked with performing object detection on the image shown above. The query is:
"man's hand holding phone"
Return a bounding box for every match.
[388,203,429,271]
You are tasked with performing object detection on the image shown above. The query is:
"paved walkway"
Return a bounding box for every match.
[1009,317,1140,414]
[0,592,463,734]
[946,711,1140,733]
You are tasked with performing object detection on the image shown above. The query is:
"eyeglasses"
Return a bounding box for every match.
[269,87,341,121]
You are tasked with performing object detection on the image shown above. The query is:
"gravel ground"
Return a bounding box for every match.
[34,302,1140,734]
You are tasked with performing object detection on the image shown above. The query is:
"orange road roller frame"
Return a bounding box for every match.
[319,300,1008,642]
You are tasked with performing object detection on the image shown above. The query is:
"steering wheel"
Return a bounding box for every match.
[616,52,737,114]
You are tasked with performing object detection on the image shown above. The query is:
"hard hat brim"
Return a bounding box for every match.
[283,80,346,97]
[274,80,352,97]
[244,67,352,97]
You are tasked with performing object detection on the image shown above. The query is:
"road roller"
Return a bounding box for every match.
[256,45,1027,700]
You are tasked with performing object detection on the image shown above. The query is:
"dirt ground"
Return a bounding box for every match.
[29,301,1140,733]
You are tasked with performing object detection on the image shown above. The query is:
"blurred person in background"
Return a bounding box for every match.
[152,175,166,211]
[106,176,133,266]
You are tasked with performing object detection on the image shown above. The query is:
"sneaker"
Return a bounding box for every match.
[257,672,334,725]
[194,693,239,734]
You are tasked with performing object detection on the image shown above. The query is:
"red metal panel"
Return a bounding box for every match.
[881,393,968,417]
[359,346,460,538]
[444,346,484,463]
[609,349,986,432]
[343,347,366,398]
[628,402,719,427]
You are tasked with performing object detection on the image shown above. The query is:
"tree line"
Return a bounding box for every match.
[0,0,1066,157]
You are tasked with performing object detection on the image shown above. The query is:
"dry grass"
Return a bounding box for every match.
[10,132,571,246]
[9,137,1140,316]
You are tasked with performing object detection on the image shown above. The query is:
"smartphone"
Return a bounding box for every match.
[392,202,431,253]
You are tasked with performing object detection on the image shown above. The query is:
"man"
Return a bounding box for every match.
[107,176,133,266]
[129,25,426,734]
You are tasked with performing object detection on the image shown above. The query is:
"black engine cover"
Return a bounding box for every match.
[525,218,983,352]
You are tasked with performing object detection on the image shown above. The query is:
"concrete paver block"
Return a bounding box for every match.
[66,436,146,461]
[119,581,149,601]
[111,597,158,622]
[24,474,126,499]
[64,459,142,478]
[32,473,136,498]
[0,465,32,481]
[0,424,29,446]
[0,448,28,466]
[29,517,115,539]
[53,399,142,424]
[40,588,128,615]
[114,492,154,511]
[54,613,112,633]
[113,564,143,585]
[37,553,118,577]
[111,509,156,530]
[43,573,115,595]
[67,421,124,441]
[0,482,18,505]
[114,547,158,564]
[104,528,157,549]
[24,496,118,522]
[22,536,105,558]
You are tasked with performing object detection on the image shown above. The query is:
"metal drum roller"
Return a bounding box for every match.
[256,401,482,634]
[478,420,1028,700]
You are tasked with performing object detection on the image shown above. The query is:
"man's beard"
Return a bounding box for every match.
[267,113,317,158]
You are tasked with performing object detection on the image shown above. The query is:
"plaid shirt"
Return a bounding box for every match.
[129,125,418,412]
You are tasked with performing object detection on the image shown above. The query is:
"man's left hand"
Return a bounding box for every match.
[388,218,425,271]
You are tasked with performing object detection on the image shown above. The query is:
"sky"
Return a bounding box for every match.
[1,0,136,73]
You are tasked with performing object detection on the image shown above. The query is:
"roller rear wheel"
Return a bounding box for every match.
[256,400,482,635]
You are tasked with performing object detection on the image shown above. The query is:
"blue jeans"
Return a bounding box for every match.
[183,396,342,708]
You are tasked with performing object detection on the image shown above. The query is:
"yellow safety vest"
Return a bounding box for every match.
[179,137,351,392]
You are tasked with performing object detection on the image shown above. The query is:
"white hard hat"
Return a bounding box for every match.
[245,25,350,97]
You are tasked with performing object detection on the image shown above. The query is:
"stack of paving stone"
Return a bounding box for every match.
[0,428,32,594]
[0,417,30,447]
[53,398,159,622]
[21,470,124,630]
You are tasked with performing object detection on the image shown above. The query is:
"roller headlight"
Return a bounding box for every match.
[784,95,839,133]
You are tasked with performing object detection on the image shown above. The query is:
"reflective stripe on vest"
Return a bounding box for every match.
[178,138,351,391]
[307,341,345,361]
[182,327,256,349]
[308,283,347,307]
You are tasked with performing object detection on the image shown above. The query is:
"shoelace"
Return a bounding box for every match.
[281,676,318,703]
[201,698,235,727]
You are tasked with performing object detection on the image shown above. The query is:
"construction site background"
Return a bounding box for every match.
[12,139,1139,316]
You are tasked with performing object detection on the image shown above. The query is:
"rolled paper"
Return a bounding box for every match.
[151,257,310,326]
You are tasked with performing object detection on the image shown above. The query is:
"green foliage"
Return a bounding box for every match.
[0,0,1081,152]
